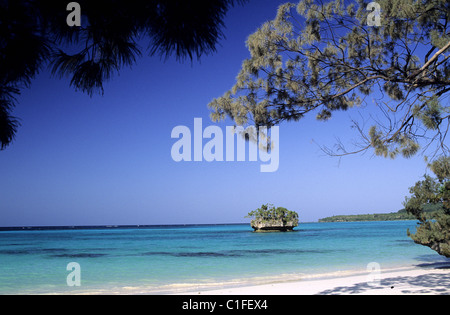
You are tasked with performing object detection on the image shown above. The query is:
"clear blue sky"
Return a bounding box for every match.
[0,0,431,226]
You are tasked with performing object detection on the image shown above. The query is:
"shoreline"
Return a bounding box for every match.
[173,263,450,295]
[2,221,448,295]
[5,262,449,295]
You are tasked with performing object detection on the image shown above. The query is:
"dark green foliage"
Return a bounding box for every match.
[404,157,450,258]
[319,211,416,222]
[0,0,247,149]
[246,203,299,225]
[319,204,443,222]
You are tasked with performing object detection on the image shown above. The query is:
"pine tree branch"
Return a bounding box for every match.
[408,40,450,80]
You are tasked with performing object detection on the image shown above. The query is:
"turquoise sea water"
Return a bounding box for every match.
[0,221,448,294]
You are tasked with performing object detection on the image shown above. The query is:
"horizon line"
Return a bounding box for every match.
[0,221,321,231]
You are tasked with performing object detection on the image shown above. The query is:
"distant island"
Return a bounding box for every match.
[246,204,299,232]
[318,204,443,222]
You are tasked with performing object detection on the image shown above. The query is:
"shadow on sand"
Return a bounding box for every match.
[316,261,450,295]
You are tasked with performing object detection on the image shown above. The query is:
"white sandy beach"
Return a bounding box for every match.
[177,265,450,295]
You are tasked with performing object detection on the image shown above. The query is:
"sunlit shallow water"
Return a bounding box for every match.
[0,221,447,294]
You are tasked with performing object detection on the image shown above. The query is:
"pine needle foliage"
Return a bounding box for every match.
[208,0,450,159]
[404,157,450,258]
[0,0,247,149]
